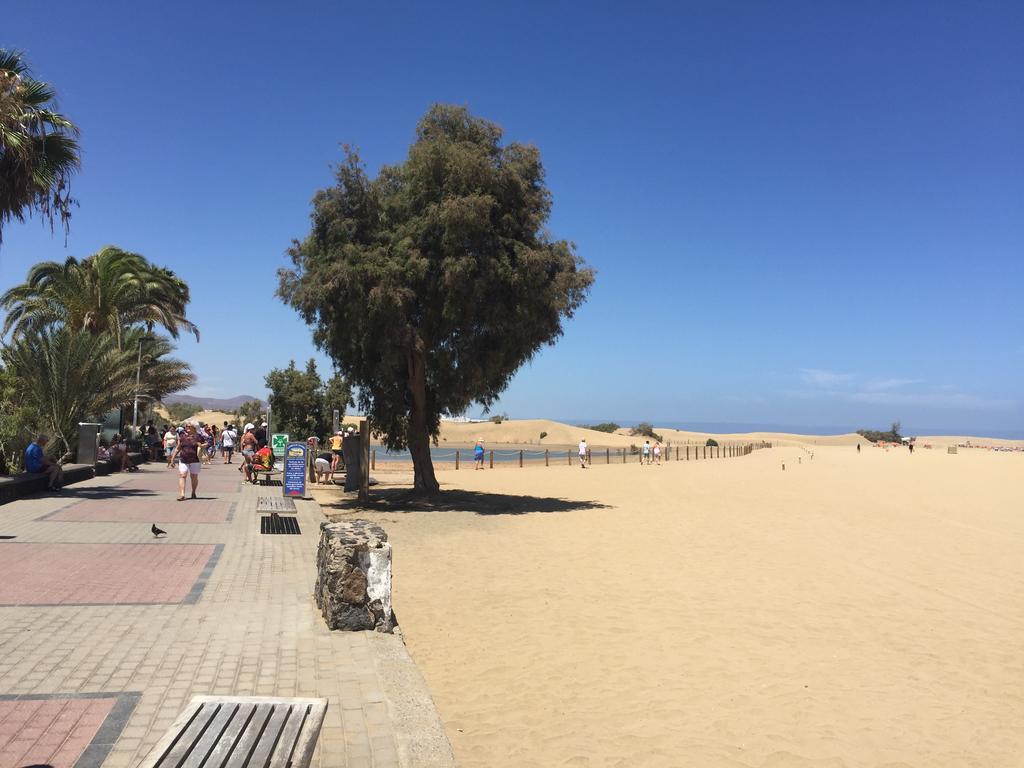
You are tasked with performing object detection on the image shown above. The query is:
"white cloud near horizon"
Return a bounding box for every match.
[789,369,1015,412]
[799,368,855,386]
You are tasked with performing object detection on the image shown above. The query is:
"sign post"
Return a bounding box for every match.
[283,442,308,498]
[271,433,289,459]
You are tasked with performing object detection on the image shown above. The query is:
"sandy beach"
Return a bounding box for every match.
[321,440,1024,767]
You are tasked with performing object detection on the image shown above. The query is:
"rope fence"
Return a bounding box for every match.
[368,442,773,470]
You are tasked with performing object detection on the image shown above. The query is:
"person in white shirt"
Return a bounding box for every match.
[578,439,588,468]
[221,423,238,464]
[163,428,178,468]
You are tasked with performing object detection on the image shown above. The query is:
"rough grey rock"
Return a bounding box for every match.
[315,519,394,632]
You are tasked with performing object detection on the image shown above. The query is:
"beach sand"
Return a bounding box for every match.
[322,441,1024,767]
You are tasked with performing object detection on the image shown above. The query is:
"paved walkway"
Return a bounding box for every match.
[0,461,454,768]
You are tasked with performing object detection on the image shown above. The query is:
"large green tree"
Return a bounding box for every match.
[0,49,81,244]
[265,359,350,440]
[0,246,199,347]
[279,104,594,492]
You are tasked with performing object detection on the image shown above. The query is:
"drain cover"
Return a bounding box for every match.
[256,496,297,513]
[260,514,301,535]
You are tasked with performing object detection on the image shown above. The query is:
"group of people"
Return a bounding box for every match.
[640,440,663,465]
[312,427,356,484]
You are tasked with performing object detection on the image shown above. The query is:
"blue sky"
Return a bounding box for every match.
[2,1,1022,436]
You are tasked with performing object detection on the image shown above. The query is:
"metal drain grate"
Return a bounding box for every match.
[256,496,297,513]
[260,514,301,535]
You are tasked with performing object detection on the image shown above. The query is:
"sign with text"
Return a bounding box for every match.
[271,433,289,458]
[283,442,308,498]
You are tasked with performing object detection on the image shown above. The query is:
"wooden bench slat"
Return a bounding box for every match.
[243,704,292,768]
[221,704,275,768]
[157,702,220,767]
[198,702,257,768]
[268,704,310,768]
[180,702,240,768]
[274,702,327,768]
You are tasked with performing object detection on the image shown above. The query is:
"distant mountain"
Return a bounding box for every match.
[163,394,266,411]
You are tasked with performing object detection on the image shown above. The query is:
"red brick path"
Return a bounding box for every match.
[43,498,232,524]
[0,696,114,768]
[0,543,217,605]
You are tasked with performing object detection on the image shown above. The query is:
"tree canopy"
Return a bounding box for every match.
[0,246,199,346]
[265,359,351,440]
[279,104,594,491]
[0,49,80,244]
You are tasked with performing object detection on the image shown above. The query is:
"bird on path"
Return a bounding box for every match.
[151,524,167,537]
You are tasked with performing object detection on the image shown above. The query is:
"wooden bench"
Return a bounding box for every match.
[137,695,328,768]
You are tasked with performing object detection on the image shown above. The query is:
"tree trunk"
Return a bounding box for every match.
[407,347,439,494]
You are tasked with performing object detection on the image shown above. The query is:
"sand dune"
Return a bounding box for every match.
[328,445,1024,767]
[439,418,870,448]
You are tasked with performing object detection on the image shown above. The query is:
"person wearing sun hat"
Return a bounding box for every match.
[329,430,344,475]
[474,437,485,470]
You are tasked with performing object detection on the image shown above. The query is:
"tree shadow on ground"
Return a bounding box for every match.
[63,488,160,500]
[323,487,612,516]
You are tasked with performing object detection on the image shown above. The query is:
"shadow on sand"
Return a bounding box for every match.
[323,487,611,516]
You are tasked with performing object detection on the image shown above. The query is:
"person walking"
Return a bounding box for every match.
[653,441,662,465]
[170,422,206,501]
[578,438,588,468]
[474,438,485,470]
[163,425,178,468]
[221,423,237,464]
[642,440,651,465]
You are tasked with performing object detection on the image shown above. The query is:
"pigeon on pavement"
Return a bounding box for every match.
[151,524,167,537]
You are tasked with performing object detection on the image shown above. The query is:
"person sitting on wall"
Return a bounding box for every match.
[24,434,63,491]
[109,434,138,472]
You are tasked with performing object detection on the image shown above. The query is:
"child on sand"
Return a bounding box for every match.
[653,442,662,465]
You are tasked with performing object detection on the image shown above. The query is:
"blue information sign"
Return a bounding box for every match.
[283,442,308,498]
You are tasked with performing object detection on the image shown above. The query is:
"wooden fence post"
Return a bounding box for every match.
[372,449,376,470]
[545,449,549,467]
[519,450,523,468]
[606,447,610,464]
[455,450,459,470]
[622,448,626,464]
[490,450,494,468]
[568,450,572,466]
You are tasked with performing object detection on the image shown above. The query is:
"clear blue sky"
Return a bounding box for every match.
[3,1,1022,436]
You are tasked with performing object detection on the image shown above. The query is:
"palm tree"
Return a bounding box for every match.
[0,49,81,244]
[0,246,199,346]
[1,328,138,459]
[123,327,197,405]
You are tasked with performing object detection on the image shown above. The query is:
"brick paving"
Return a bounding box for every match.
[39,498,235,524]
[0,462,454,767]
[0,695,123,768]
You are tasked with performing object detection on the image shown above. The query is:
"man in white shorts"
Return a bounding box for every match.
[169,422,206,501]
[578,438,588,468]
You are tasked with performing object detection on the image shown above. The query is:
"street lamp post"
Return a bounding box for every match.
[131,338,143,437]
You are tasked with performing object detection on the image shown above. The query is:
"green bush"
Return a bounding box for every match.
[581,422,620,433]
[705,438,718,447]
[164,402,200,422]
[631,422,663,442]
[857,422,902,443]
[539,431,547,440]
